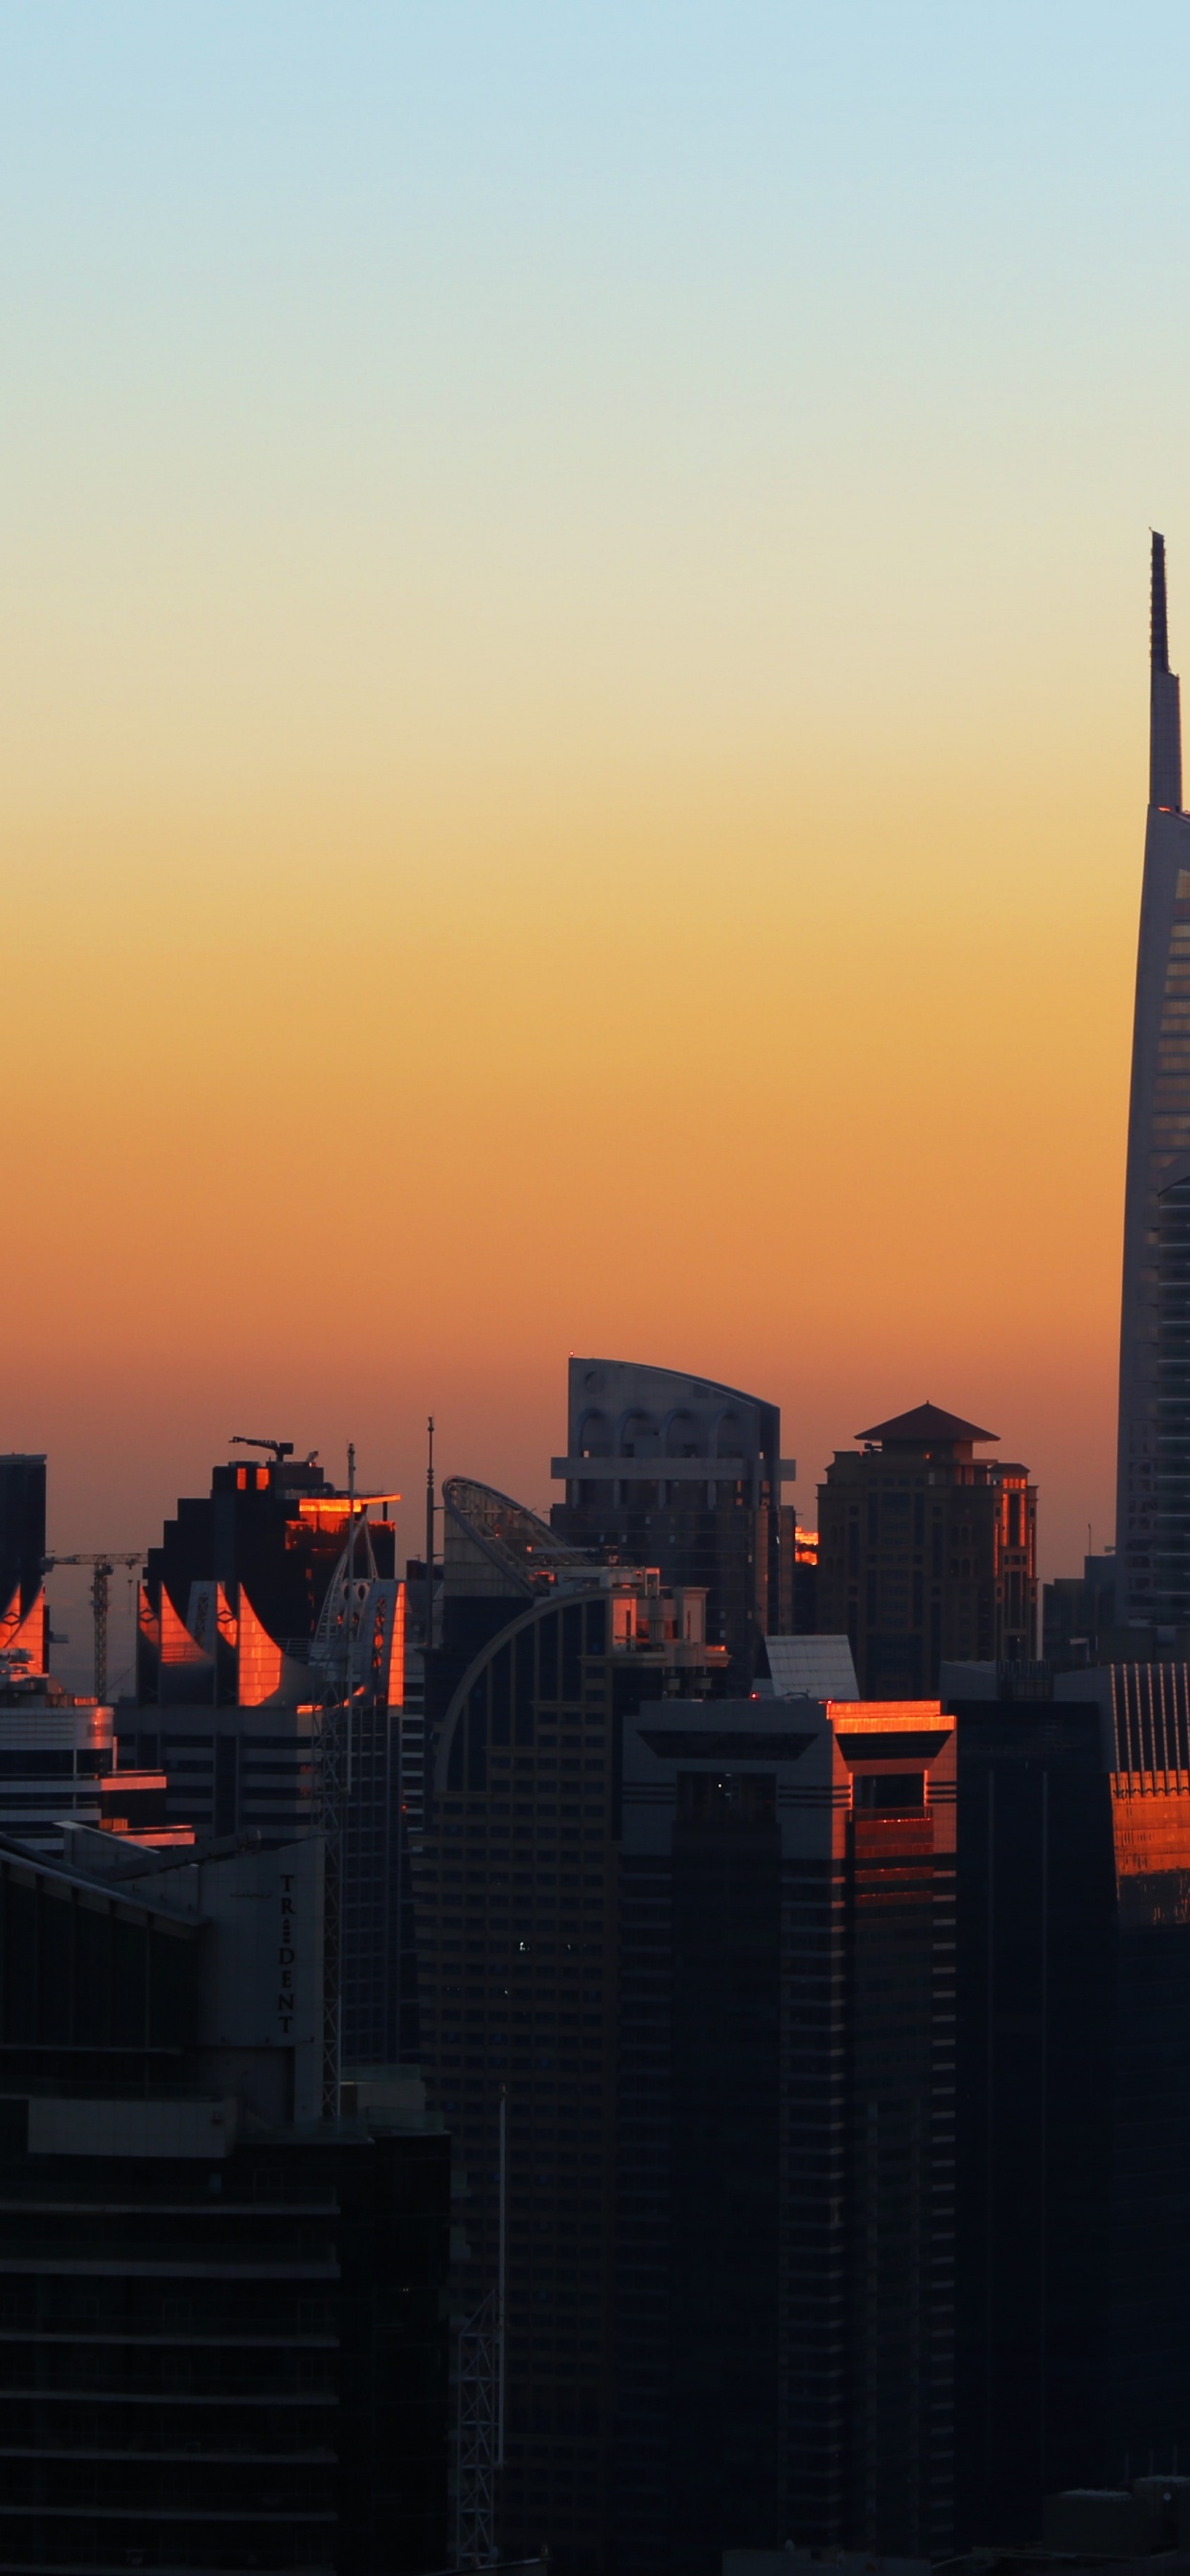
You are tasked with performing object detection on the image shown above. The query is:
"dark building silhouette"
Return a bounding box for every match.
[126,1444,411,2064]
[1117,535,1190,1621]
[418,1460,953,2571]
[1154,1157,1190,1623]
[948,1661,1190,2543]
[616,1695,956,2573]
[1041,1552,1118,1662]
[816,1404,1037,1696]
[550,1358,796,1681]
[415,1519,728,2576]
[138,1447,399,1693]
[0,1452,47,1671]
[0,1823,449,2575]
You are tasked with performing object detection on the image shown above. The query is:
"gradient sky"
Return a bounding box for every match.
[3,1,1187,1686]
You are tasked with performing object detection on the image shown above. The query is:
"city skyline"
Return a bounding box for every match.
[9,14,1190,2572]
[8,6,1190,1645]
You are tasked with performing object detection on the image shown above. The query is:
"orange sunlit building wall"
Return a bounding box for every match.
[237,1588,284,1708]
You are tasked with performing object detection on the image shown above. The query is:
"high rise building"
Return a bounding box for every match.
[0,1820,450,2575]
[126,1442,411,2065]
[1117,534,1190,1619]
[945,1658,1190,2542]
[414,1514,728,2576]
[0,1452,48,1673]
[815,1404,1036,1695]
[616,1693,956,2572]
[1153,1153,1190,1623]
[550,1358,796,1681]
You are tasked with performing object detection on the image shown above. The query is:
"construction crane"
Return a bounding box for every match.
[40,1553,144,1704]
[230,1435,295,1465]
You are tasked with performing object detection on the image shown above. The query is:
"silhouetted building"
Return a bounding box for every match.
[816,1404,1037,1696]
[947,1660,1190,2543]
[415,1552,727,2575]
[1154,1156,1190,1622]
[0,1453,47,1673]
[125,1444,411,2064]
[137,1446,400,1697]
[1117,535,1190,1620]
[1041,1552,1118,1662]
[0,1823,450,2574]
[616,1695,956,2573]
[550,1358,796,1681]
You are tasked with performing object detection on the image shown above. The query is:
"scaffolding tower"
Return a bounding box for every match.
[455,2091,506,2566]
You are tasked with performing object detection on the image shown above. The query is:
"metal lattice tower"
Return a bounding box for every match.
[309,1445,377,2122]
[456,2290,501,2566]
[40,1552,143,1702]
[455,2091,506,2565]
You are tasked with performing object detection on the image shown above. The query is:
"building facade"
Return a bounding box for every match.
[0,1825,450,2575]
[550,1358,796,1681]
[0,1660,175,1854]
[1117,534,1190,1619]
[0,1454,46,1671]
[415,1561,727,2575]
[1153,1156,1190,1623]
[125,1445,410,2066]
[946,1659,1190,2543]
[816,1404,1037,1696]
[616,1695,957,2573]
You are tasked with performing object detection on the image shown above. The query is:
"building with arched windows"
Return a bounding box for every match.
[549,1357,796,1683]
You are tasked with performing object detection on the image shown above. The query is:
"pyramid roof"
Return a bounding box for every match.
[856,1401,998,1447]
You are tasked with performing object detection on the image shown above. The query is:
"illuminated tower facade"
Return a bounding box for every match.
[1117,535,1190,1616]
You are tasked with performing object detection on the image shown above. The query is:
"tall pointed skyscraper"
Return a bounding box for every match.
[1116,534,1190,1616]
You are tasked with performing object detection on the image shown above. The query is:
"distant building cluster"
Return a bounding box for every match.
[5,534,1190,2576]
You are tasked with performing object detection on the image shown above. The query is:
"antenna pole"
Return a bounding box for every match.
[345,1443,355,1800]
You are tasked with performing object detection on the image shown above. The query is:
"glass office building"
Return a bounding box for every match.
[949,1660,1190,2542]
[416,1559,726,2575]
[617,1694,957,2572]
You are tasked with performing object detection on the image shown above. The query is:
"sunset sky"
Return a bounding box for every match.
[4,2,1188,1684]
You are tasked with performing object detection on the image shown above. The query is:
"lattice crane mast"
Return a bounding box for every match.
[40,1553,144,1704]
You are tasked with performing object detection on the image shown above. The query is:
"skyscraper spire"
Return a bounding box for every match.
[1150,529,1182,809]
[1152,530,1171,672]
